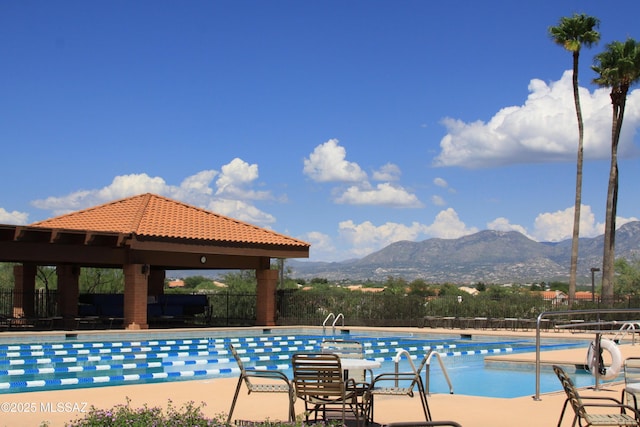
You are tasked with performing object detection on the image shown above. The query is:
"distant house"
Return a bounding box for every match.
[540,290,568,305]
[168,279,185,288]
[575,291,594,300]
[346,285,385,293]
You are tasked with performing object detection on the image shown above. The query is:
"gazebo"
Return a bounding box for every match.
[0,193,310,329]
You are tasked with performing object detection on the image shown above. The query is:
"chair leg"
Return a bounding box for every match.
[556,397,569,427]
[288,390,296,422]
[417,377,432,421]
[227,377,244,424]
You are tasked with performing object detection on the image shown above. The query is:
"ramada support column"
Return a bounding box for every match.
[13,264,36,319]
[56,265,80,328]
[148,269,165,299]
[255,258,278,326]
[123,264,149,330]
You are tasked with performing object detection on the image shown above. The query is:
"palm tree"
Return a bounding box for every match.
[592,38,640,304]
[548,14,600,307]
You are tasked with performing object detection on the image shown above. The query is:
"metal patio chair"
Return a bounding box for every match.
[292,352,364,426]
[553,365,639,427]
[227,344,295,424]
[366,349,431,424]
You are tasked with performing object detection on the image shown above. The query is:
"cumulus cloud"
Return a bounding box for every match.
[304,139,422,208]
[372,163,401,181]
[316,208,478,260]
[434,70,640,168]
[486,205,638,243]
[303,139,367,183]
[423,208,479,239]
[29,158,277,227]
[338,219,429,258]
[215,158,271,200]
[487,217,533,239]
[335,183,423,207]
[0,208,29,225]
[206,198,275,225]
[300,231,336,258]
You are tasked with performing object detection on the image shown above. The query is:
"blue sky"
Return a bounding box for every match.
[2,1,640,262]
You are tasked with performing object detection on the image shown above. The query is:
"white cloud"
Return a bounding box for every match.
[434,70,640,168]
[303,139,368,183]
[423,208,479,238]
[30,159,278,227]
[0,208,29,225]
[215,158,271,200]
[206,198,275,225]
[372,163,401,181]
[433,177,448,188]
[338,219,429,258]
[332,208,478,259]
[301,231,336,259]
[431,195,446,206]
[531,205,604,242]
[487,217,533,239]
[335,183,423,207]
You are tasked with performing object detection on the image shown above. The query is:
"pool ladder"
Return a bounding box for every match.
[393,348,454,396]
[322,312,344,334]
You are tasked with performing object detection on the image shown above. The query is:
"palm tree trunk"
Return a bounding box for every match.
[568,50,583,308]
[602,92,625,305]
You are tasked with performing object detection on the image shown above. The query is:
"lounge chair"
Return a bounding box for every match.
[227,344,295,424]
[292,352,363,426]
[366,349,431,424]
[553,365,639,426]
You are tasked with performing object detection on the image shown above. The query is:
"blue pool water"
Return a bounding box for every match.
[0,328,601,398]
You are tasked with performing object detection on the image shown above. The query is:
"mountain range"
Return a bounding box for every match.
[288,221,640,284]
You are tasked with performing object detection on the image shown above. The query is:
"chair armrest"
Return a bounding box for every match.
[244,369,291,383]
[579,402,640,418]
[371,372,419,384]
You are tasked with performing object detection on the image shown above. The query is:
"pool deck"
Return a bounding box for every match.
[1,326,640,427]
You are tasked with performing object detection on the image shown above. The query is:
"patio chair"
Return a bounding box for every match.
[553,365,639,427]
[366,349,431,424]
[622,357,640,410]
[227,344,295,424]
[292,352,363,426]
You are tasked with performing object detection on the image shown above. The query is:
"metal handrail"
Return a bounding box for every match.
[332,313,344,334]
[534,308,640,401]
[322,313,335,334]
[425,349,454,395]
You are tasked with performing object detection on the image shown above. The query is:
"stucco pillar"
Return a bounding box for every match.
[123,264,149,330]
[13,264,36,318]
[56,265,80,328]
[255,268,278,326]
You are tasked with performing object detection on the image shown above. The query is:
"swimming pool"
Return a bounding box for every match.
[0,328,599,398]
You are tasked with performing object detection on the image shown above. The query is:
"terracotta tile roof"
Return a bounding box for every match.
[30,193,309,247]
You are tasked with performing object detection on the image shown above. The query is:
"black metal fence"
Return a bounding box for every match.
[1,289,638,328]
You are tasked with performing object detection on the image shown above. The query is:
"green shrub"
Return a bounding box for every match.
[65,397,344,427]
